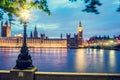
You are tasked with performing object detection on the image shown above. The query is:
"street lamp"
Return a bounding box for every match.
[14,9,33,70]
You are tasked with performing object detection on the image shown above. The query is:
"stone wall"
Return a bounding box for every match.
[35,72,120,80]
[0,70,10,80]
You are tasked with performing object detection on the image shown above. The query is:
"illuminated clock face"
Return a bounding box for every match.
[78,27,82,31]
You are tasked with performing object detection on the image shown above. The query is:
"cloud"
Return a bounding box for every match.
[37,23,59,30]
[112,0,120,5]
[47,0,67,10]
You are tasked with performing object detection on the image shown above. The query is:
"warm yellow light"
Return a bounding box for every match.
[20,9,30,22]
[78,27,82,32]
[14,34,23,37]
[109,50,115,68]
[75,49,86,72]
[109,40,114,43]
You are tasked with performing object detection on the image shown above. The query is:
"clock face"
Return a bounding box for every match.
[78,27,82,31]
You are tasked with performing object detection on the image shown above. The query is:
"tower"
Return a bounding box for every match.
[1,21,11,37]
[34,25,38,38]
[30,31,33,38]
[78,21,83,47]
[40,33,45,40]
[61,33,63,39]
[66,33,71,48]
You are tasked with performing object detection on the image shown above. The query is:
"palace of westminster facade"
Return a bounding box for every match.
[0,21,83,48]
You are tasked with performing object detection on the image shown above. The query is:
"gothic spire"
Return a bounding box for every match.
[35,25,37,31]
[5,20,9,26]
[30,31,33,38]
[61,33,62,39]
[34,25,38,38]
[79,21,82,27]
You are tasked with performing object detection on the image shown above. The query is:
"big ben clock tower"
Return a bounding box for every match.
[78,21,83,47]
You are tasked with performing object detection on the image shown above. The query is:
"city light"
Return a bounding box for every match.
[109,40,114,45]
[14,34,23,37]
[20,9,30,22]
[109,50,116,69]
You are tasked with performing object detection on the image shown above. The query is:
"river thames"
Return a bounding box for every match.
[0,48,120,73]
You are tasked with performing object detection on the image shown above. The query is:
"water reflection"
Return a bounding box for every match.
[75,49,105,72]
[89,48,93,54]
[30,48,67,57]
[0,48,119,73]
[99,49,104,68]
[109,50,116,70]
[100,49,104,56]
[0,48,18,70]
[30,48,68,71]
[75,49,87,72]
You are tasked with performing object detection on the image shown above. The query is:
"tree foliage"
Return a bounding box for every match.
[0,0,50,24]
[69,0,120,14]
[69,0,101,14]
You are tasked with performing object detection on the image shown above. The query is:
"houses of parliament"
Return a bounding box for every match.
[0,21,83,48]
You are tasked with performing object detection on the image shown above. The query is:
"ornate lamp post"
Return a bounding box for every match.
[14,10,33,70]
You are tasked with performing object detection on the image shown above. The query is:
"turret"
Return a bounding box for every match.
[1,21,11,37]
[41,33,45,40]
[30,31,33,38]
[34,25,38,38]
[61,33,63,39]
[66,33,71,41]
[5,20,9,26]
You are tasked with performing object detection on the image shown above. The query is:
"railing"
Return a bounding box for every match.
[0,70,10,80]
[35,72,120,80]
[0,70,120,80]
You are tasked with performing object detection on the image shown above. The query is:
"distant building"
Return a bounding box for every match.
[89,35,110,41]
[86,35,115,48]
[1,21,11,37]
[0,21,84,48]
[66,33,78,48]
[40,33,46,40]
[66,21,83,48]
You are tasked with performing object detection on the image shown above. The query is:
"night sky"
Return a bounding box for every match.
[1,0,120,39]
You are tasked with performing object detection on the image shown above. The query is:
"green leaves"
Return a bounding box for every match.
[37,0,51,15]
[82,0,102,14]
[30,0,51,15]
[0,0,6,7]
[0,0,51,22]
[70,0,102,14]
[0,9,4,20]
